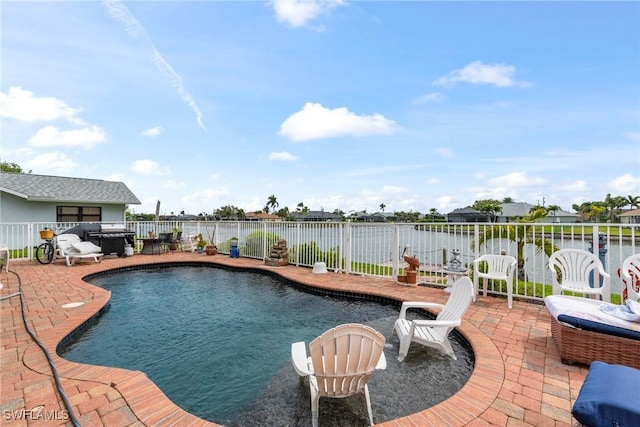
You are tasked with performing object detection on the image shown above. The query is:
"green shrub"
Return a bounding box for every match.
[245,231,281,258]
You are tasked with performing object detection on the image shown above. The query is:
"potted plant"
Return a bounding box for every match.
[229,237,240,258]
[194,233,207,254]
[172,227,183,250]
[205,226,217,255]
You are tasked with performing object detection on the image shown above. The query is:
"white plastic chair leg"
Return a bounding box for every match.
[364,385,374,426]
[311,391,319,427]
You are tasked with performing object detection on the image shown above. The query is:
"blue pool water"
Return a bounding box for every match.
[59,265,473,426]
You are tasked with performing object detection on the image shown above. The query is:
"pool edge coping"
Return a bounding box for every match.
[20,255,504,426]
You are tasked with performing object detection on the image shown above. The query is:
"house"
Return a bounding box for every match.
[290,210,343,222]
[0,172,140,223]
[245,212,282,222]
[447,207,486,222]
[620,208,640,224]
[496,203,578,223]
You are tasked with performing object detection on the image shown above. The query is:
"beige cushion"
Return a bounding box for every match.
[71,241,102,254]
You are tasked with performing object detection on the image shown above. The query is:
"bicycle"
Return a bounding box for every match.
[35,228,59,264]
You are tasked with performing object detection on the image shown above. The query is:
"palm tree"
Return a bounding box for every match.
[266,194,279,214]
[627,195,640,210]
[547,205,560,216]
[296,202,307,213]
[472,208,558,280]
[473,200,503,222]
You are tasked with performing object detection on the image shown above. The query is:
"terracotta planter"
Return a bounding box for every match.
[205,246,217,255]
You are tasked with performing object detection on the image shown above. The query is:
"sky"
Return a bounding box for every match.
[1,0,639,217]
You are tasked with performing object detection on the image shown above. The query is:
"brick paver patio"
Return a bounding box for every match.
[1,252,588,426]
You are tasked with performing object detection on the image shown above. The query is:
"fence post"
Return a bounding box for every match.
[345,223,352,275]
[392,224,400,280]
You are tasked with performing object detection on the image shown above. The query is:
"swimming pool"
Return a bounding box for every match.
[59,265,473,426]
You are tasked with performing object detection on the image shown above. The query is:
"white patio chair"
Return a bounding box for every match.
[548,248,611,302]
[621,253,640,301]
[181,233,197,252]
[291,323,387,427]
[55,234,104,267]
[394,276,474,361]
[473,254,517,308]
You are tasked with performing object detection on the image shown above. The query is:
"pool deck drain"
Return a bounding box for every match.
[1,252,588,426]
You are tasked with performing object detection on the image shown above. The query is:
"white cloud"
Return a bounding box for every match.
[105,173,126,182]
[489,172,546,187]
[342,164,422,178]
[381,184,408,195]
[0,87,83,124]
[625,132,640,142]
[26,152,78,172]
[554,180,589,192]
[182,188,229,205]
[435,147,452,157]
[271,0,344,28]
[164,179,187,190]
[269,151,298,161]
[104,1,206,131]
[141,126,164,137]
[433,61,528,88]
[279,102,399,141]
[413,92,445,104]
[608,173,640,193]
[28,125,106,148]
[130,159,170,176]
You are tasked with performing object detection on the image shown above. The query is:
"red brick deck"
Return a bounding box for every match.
[0,252,588,426]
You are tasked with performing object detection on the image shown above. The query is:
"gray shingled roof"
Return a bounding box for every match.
[0,172,141,204]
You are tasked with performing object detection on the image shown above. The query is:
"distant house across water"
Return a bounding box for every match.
[447,203,578,223]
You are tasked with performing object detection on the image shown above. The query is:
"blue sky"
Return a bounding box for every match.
[2,1,639,216]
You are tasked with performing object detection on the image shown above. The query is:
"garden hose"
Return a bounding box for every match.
[1,269,81,427]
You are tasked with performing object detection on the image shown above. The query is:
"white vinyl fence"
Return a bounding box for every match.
[1,220,638,303]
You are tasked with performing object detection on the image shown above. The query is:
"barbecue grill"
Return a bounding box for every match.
[63,223,135,257]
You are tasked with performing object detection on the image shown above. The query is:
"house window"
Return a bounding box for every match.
[57,206,102,222]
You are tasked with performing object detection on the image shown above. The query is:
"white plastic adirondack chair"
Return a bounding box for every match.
[473,254,517,308]
[621,253,640,301]
[291,323,387,427]
[548,248,611,302]
[394,276,474,361]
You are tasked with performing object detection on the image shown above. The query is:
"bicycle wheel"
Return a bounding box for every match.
[35,242,55,264]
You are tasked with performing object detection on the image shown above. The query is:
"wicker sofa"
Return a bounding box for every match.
[544,295,640,369]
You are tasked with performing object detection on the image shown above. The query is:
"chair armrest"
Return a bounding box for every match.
[375,352,387,370]
[412,319,461,328]
[291,341,312,377]
[399,301,445,319]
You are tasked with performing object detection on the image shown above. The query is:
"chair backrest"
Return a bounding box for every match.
[437,276,474,322]
[308,323,385,398]
[475,254,516,276]
[56,234,81,254]
[548,248,604,289]
[621,254,640,301]
[158,232,174,244]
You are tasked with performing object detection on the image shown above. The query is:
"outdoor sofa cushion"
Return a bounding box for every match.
[572,361,640,426]
[544,295,640,335]
[71,241,103,254]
